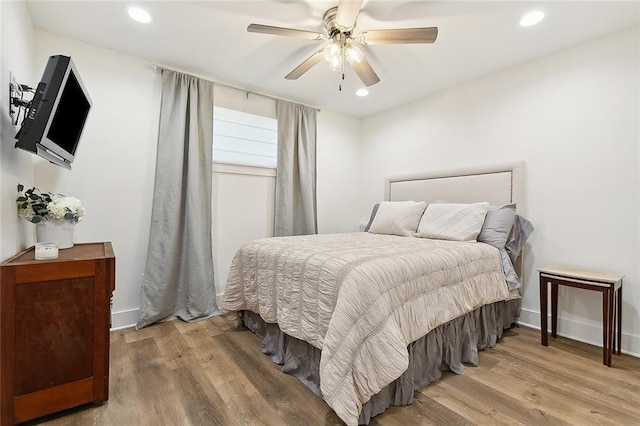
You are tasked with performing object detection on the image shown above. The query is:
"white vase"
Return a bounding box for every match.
[36,219,75,249]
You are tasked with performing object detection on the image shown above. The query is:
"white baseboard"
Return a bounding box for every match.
[518,307,640,358]
[111,294,226,331]
[111,308,139,331]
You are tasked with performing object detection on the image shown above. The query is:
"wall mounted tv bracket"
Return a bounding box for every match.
[9,73,35,126]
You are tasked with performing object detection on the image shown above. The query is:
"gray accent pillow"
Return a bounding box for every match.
[477,204,517,249]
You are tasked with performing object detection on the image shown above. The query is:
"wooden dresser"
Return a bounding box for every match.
[0,242,115,424]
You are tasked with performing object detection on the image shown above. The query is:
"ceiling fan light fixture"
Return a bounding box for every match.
[328,56,343,72]
[323,41,341,62]
[520,10,545,27]
[345,43,364,65]
[356,88,369,97]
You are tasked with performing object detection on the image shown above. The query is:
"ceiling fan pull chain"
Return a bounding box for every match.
[340,34,345,80]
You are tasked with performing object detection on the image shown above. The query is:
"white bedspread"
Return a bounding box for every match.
[221,232,512,425]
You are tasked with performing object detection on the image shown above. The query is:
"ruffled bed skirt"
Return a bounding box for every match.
[241,298,519,424]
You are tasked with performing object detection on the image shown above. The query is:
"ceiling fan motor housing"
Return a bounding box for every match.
[323,7,354,38]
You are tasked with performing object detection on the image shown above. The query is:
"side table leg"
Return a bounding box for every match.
[613,288,617,355]
[607,286,614,366]
[616,284,622,355]
[551,282,558,338]
[602,289,610,366]
[540,274,548,346]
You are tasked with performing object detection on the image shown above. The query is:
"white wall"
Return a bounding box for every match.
[317,109,362,234]
[30,30,360,327]
[0,1,36,262]
[360,28,640,355]
[33,31,161,328]
[212,109,362,298]
[212,164,276,299]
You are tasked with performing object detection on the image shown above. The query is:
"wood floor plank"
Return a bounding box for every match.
[480,349,640,422]
[418,373,525,425]
[128,337,191,425]
[30,319,640,426]
[455,362,576,425]
[371,389,474,426]
[170,364,230,425]
[211,375,286,425]
[100,329,143,424]
[150,320,199,371]
[496,332,640,407]
[218,331,343,425]
[190,326,301,424]
[437,372,565,424]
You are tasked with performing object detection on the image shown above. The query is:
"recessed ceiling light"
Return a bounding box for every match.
[356,88,369,97]
[520,10,544,27]
[128,6,152,24]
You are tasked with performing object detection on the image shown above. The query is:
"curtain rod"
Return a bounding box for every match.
[152,63,321,112]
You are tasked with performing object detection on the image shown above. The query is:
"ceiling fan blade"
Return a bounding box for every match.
[361,27,438,44]
[350,56,380,87]
[285,50,324,80]
[335,0,364,31]
[247,24,324,40]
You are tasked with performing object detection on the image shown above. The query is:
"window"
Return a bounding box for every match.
[213,106,277,168]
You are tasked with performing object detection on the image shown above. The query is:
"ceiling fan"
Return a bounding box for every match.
[247,0,438,90]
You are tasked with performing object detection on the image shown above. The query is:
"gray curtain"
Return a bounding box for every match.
[137,69,219,330]
[274,100,318,236]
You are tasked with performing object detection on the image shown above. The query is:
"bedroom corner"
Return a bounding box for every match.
[1,1,638,424]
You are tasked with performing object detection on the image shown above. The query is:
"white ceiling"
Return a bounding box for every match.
[26,1,640,118]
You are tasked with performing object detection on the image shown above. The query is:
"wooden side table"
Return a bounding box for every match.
[539,266,623,367]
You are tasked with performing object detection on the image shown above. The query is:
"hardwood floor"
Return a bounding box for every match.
[27,317,640,425]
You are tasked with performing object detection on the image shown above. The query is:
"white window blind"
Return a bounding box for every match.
[213,106,277,168]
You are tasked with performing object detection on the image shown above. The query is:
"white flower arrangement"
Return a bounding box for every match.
[17,184,85,224]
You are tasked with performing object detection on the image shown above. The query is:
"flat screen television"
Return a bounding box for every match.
[15,55,92,170]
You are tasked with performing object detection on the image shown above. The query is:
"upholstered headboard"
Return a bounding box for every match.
[384,162,524,215]
[384,162,526,287]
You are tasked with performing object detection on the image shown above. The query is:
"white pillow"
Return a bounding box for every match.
[368,201,427,237]
[417,202,489,241]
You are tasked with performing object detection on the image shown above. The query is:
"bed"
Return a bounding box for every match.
[221,162,531,425]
